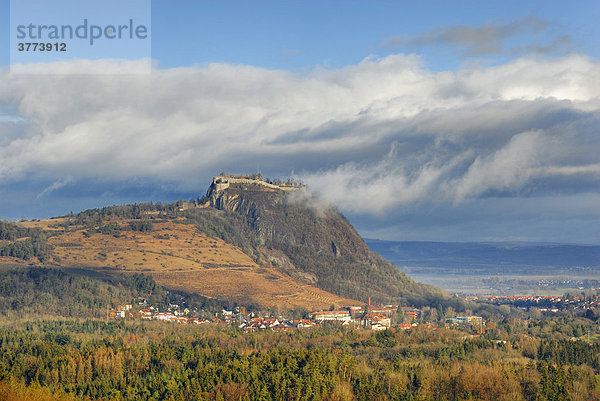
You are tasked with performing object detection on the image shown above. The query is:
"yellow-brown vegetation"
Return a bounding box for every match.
[3,219,357,310]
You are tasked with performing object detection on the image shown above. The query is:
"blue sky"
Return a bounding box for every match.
[157,1,597,71]
[1,0,599,244]
[149,1,600,71]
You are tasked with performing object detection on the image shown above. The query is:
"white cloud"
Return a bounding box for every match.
[0,54,598,216]
[299,146,469,214]
[36,176,73,199]
[450,130,546,202]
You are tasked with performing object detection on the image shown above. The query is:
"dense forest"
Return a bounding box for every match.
[0,267,229,319]
[0,319,598,401]
[0,221,53,262]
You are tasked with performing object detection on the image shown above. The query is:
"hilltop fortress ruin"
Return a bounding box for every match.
[211,173,303,193]
[175,174,304,212]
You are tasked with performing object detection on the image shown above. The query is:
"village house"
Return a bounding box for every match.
[263,318,280,327]
[399,307,421,321]
[310,310,352,322]
[271,324,290,332]
[445,316,485,333]
[155,312,177,322]
[368,305,397,316]
[360,314,392,330]
[445,316,483,325]
[371,323,388,331]
[343,306,364,318]
[294,319,315,328]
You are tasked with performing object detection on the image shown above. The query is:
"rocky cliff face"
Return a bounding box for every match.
[205,181,449,306]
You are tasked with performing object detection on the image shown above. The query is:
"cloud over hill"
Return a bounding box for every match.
[1,54,599,241]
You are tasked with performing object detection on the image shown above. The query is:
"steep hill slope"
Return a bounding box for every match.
[200,178,449,306]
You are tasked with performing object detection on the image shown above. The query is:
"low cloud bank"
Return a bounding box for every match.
[0,54,598,218]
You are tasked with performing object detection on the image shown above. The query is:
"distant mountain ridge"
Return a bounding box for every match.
[365,239,600,271]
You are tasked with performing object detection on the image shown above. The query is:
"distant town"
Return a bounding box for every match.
[481,293,600,313]
[107,300,490,334]
[100,288,600,337]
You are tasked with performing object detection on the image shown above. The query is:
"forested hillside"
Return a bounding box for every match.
[0,267,225,318]
[0,221,52,262]
[0,319,598,400]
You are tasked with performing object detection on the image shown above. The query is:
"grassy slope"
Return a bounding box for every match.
[2,218,357,311]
